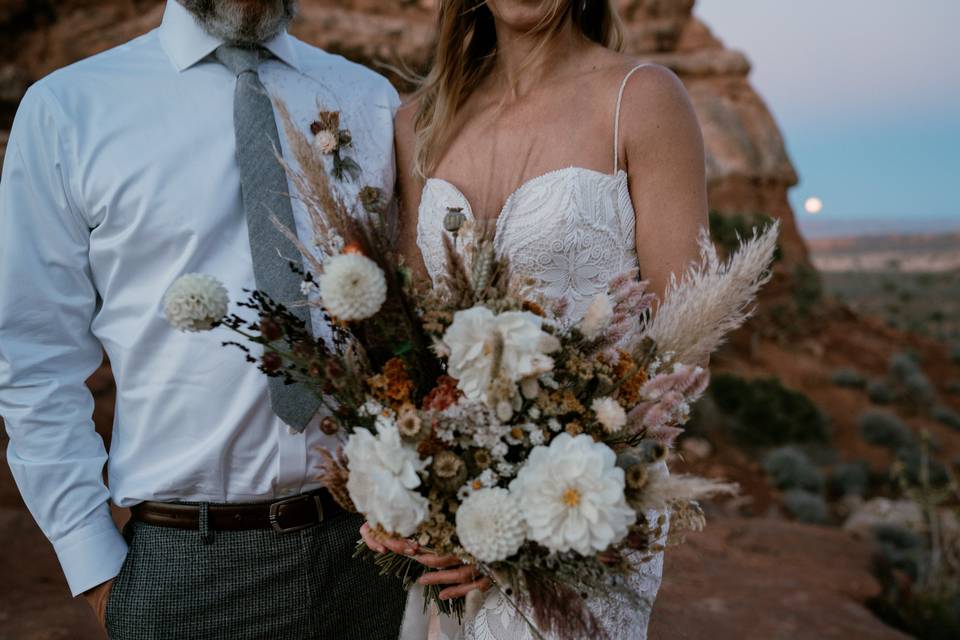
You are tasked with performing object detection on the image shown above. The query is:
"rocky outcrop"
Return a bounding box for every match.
[0,0,807,271]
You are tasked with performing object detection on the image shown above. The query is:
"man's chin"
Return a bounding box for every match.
[178,0,298,45]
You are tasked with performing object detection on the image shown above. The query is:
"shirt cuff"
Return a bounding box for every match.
[51,508,128,597]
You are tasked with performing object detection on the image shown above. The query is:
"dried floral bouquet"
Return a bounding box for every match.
[162,101,780,639]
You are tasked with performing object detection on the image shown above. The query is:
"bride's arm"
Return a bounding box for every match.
[620,65,709,368]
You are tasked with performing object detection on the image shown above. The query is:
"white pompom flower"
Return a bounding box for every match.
[456,487,526,563]
[319,253,387,321]
[592,397,627,434]
[313,130,339,155]
[509,433,635,555]
[443,306,559,404]
[579,292,613,339]
[163,273,229,332]
[344,420,429,537]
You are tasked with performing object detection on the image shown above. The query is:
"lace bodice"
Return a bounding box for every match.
[416,167,639,326]
[404,63,666,640]
[414,167,667,640]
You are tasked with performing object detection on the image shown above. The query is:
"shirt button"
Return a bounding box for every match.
[287,425,300,436]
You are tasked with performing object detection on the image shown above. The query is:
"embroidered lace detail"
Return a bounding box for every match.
[415,167,666,639]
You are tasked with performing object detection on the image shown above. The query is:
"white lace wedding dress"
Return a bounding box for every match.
[404,65,667,640]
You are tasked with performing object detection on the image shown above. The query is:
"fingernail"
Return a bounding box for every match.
[404,547,415,555]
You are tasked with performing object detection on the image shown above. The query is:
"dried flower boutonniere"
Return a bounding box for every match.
[310,110,361,181]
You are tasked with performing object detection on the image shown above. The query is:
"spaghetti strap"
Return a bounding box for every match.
[613,63,652,172]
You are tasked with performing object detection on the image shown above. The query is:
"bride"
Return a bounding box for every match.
[362,0,708,637]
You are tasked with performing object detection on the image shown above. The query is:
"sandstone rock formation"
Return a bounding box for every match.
[0,0,807,269]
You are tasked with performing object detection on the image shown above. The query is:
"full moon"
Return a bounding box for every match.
[804,197,824,215]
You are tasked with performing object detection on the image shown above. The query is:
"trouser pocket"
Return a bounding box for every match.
[103,519,137,639]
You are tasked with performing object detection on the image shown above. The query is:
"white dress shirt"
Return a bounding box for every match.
[0,0,400,597]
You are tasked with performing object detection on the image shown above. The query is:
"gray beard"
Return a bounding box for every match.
[178,0,298,46]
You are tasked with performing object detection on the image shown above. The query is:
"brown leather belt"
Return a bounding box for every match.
[130,488,345,534]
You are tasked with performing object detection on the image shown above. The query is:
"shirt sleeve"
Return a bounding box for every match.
[0,83,128,597]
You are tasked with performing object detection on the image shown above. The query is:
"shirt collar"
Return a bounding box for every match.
[158,0,301,73]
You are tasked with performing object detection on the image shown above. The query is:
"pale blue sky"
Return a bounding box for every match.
[695,0,960,236]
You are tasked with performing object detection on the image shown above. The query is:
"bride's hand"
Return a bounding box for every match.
[414,553,492,600]
[359,522,491,598]
[359,521,419,555]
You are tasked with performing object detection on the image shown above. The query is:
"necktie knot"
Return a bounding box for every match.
[214,45,262,77]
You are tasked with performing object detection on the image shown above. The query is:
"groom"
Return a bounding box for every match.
[0,1,405,638]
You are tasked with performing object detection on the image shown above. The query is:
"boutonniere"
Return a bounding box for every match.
[310,110,361,181]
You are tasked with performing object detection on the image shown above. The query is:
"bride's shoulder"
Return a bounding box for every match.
[605,56,700,145]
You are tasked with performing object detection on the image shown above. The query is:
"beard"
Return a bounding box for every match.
[178,0,298,46]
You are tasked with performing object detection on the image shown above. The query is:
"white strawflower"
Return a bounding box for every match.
[313,129,339,155]
[509,433,635,555]
[456,488,526,563]
[163,273,229,332]
[443,306,559,403]
[344,421,429,537]
[319,253,387,321]
[592,397,627,434]
[580,292,613,339]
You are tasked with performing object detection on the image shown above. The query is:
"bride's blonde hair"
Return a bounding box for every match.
[411,0,624,180]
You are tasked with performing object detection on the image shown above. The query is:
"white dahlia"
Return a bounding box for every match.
[456,488,526,563]
[313,129,339,155]
[319,253,387,321]
[443,306,559,403]
[509,433,635,555]
[163,273,229,332]
[343,421,429,537]
[592,397,627,434]
[579,292,613,339]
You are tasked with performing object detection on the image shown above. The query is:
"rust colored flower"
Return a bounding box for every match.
[259,317,283,342]
[522,300,546,317]
[422,375,461,412]
[262,351,283,373]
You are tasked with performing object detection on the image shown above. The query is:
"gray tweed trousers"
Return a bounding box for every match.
[104,509,406,640]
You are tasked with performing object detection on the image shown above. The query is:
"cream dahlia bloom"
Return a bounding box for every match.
[313,129,339,155]
[163,273,229,332]
[580,292,613,339]
[319,253,387,321]
[592,397,627,434]
[343,421,429,536]
[456,488,527,563]
[443,306,559,403]
[509,433,635,554]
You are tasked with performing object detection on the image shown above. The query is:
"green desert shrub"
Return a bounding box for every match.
[831,368,866,389]
[932,405,960,431]
[873,524,924,580]
[709,373,831,446]
[895,447,949,487]
[867,379,895,405]
[889,352,936,407]
[827,461,870,498]
[782,490,829,524]
[763,447,824,492]
[708,210,780,261]
[859,410,915,450]
[792,263,824,317]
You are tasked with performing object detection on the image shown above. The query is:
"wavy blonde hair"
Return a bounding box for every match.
[411,0,624,180]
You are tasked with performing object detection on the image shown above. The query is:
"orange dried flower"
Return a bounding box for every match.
[367,358,415,406]
[422,375,461,412]
[522,300,546,317]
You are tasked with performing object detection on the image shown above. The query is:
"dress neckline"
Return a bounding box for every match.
[423,166,628,237]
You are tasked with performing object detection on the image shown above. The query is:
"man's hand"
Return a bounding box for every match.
[82,578,115,628]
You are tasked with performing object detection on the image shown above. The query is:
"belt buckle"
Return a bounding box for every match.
[268,494,324,534]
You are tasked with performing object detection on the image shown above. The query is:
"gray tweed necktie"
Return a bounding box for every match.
[215,44,320,432]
